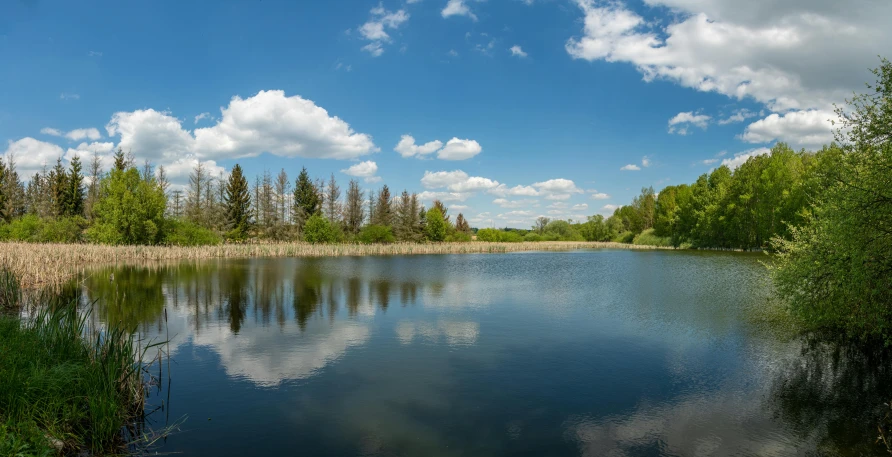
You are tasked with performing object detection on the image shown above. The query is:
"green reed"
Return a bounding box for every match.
[0,269,164,456]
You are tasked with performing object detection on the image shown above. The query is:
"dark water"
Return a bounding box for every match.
[73,250,892,456]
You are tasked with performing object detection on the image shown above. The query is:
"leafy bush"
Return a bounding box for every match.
[0,215,43,242]
[357,224,395,244]
[0,215,85,243]
[303,214,341,244]
[523,232,543,242]
[475,228,501,242]
[632,228,673,247]
[476,228,523,242]
[446,231,471,242]
[163,219,221,246]
[612,231,635,243]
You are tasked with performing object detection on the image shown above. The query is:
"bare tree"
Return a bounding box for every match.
[275,169,290,224]
[344,179,365,234]
[186,161,206,225]
[325,173,341,223]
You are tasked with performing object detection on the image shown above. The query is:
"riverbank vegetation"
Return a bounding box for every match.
[0,270,159,456]
[0,241,664,288]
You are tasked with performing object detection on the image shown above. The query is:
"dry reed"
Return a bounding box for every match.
[1,241,666,287]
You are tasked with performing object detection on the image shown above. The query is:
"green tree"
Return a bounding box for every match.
[303,213,339,243]
[224,164,252,240]
[771,58,892,341]
[88,167,167,245]
[292,167,320,230]
[62,155,85,217]
[424,207,447,241]
[372,185,392,227]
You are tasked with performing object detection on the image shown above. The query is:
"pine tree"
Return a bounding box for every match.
[112,148,127,172]
[63,155,85,217]
[50,158,68,217]
[372,185,392,227]
[292,167,320,230]
[2,154,25,220]
[225,164,252,239]
[344,179,364,234]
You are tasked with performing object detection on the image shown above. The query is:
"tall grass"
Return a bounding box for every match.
[0,241,668,287]
[0,269,162,456]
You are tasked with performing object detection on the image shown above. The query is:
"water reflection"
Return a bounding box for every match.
[68,252,892,456]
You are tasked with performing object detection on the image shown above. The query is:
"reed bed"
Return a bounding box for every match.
[1,241,666,287]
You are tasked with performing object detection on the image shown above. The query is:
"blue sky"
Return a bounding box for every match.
[1,0,889,228]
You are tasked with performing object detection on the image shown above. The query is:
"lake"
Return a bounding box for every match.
[73,249,892,456]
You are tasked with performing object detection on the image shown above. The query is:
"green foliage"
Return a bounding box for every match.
[0,214,86,243]
[632,228,673,247]
[224,164,252,240]
[771,58,892,342]
[612,231,635,243]
[292,167,320,229]
[88,167,166,245]
[163,219,222,246]
[424,207,447,241]
[524,232,542,242]
[303,214,341,243]
[0,270,153,454]
[358,224,395,244]
[445,231,471,242]
[475,228,523,242]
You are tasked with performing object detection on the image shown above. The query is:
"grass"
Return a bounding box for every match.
[0,241,669,288]
[0,270,163,456]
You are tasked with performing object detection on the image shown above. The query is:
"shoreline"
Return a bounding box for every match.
[0,241,671,287]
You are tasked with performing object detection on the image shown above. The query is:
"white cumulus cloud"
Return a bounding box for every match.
[341,161,381,183]
[739,110,834,148]
[437,138,482,160]
[359,5,410,56]
[394,135,444,158]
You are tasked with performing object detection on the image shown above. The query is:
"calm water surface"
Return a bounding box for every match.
[74,250,892,456]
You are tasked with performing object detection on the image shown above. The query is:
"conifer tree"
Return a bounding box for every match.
[63,155,85,217]
[325,173,341,223]
[292,167,320,230]
[225,164,252,239]
[372,185,392,227]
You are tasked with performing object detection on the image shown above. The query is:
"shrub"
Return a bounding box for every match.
[163,219,221,246]
[446,232,472,242]
[357,224,395,244]
[632,228,672,247]
[0,215,86,243]
[303,214,340,244]
[524,232,543,242]
[475,228,523,242]
[612,231,636,243]
[475,228,501,242]
[0,215,42,242]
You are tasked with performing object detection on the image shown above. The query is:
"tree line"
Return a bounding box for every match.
[0,149,474,245]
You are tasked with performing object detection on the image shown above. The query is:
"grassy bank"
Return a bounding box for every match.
[0,241,668,287]
[0,272,159,456]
